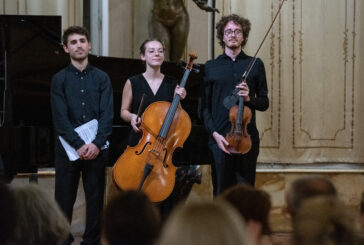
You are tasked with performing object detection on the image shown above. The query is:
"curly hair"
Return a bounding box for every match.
[216,14,251,49]
[62,26,90,46]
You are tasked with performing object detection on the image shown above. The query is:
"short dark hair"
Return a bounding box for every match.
[220,184,272,235]
[216,14,251,48]
[102,191,161,245]
[62,26,90,46]
[139,38,165,55]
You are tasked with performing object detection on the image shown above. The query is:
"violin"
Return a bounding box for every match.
[225,0,286,154]
[225,81,252,154]
[112,53,198,202]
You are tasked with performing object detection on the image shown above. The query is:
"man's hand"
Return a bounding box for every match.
[77,145,88,160]
[212,132,230,154]
[82,143,100,160]
[236,82,250,102]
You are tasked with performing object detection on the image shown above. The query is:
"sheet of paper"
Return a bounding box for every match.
[59,119,109,161]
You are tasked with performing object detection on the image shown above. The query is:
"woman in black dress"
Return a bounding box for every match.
[120,38,186,146]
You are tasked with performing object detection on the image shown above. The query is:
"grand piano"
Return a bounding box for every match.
[0,15,210,182]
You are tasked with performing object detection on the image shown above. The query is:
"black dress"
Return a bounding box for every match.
[128,74,178,146]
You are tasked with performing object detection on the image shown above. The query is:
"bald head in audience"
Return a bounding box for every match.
[285,175,337,217]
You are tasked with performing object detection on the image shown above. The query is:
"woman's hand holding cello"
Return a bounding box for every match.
[130,114,142,133]
[174,85,187,100]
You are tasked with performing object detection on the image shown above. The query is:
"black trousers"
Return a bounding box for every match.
[208,137,259,196]
[54,141,107,245]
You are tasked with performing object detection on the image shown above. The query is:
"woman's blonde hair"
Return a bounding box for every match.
[158,199,252,245]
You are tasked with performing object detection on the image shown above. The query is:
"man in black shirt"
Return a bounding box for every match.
[202,14,269,195]
[51,26,113,245]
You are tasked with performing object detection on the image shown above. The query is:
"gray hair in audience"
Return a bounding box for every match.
[286,175,337,216]
[0,181,17,244]
[158,199,253,245]
[293,196,356,245]
[10,184,70,245]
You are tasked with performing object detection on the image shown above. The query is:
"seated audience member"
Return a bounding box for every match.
[220,184,274,245]
[9,184,70,245]
[158,200,253,245]
[360,191,364,226]
[285,175,337,217]
[0,181,17,245]
[102,190,161,245]
[293,196,356,245]
[358,192,364,243]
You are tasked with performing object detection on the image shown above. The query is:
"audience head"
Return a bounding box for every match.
[360,192,364,232]
[102,190,161,245]
[158,199,252,245]
[10,184,70,245]
[293,196,356,245]
[286,175,337,217]
[361,191,364,215]
[220,184,272,237]
[0,181,17,244]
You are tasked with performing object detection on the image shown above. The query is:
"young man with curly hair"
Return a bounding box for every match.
[202,14,269,195]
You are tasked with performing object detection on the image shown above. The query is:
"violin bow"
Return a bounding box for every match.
[242,0,286,81]
[136,93,145,121]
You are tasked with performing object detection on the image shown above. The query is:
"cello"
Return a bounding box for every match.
[112,53,198,202]
[225,0,286,154]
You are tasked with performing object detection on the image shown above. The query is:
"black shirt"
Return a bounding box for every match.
[51,63,114,150]
[202,51,269,139]
[128,74,177,146]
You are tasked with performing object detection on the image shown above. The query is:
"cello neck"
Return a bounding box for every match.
[158,54,197,139]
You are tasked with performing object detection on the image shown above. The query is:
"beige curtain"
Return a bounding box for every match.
[214,0,364,163]
[0,0,83,30]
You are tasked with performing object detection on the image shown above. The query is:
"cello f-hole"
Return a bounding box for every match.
[135,141,152,155]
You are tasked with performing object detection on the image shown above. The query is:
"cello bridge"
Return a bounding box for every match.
[149,149,161,157]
